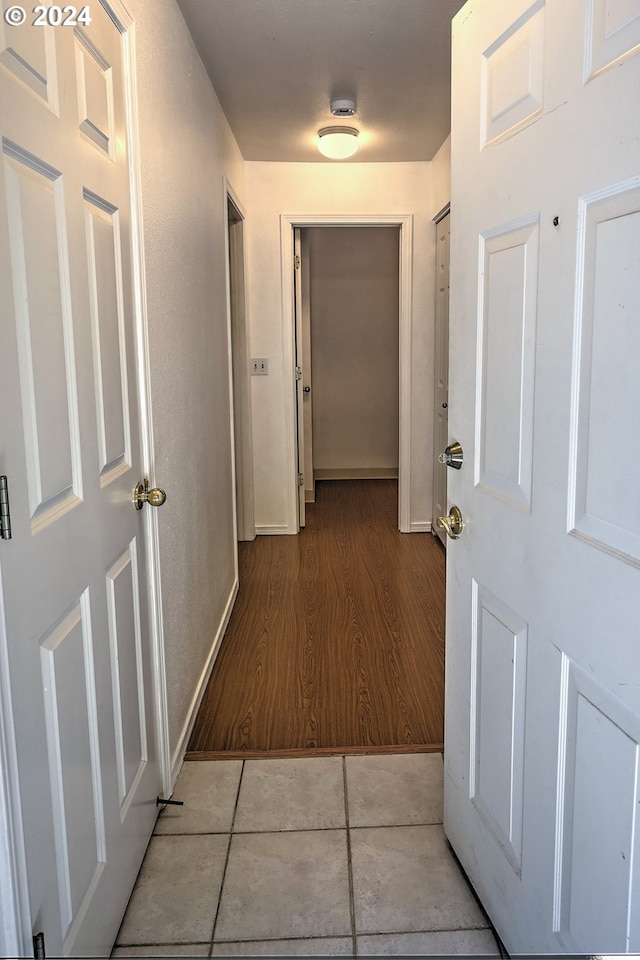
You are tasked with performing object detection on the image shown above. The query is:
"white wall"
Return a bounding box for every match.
[131,0,246,776]
[309,227,400,476]
[245,161,436,532]
[432,135,452,217]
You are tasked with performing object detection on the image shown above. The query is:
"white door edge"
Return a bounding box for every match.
[122,19,171,797]
[0,585,31,958]
[279,213,414,533]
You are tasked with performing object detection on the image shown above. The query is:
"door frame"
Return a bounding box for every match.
[432,204,451,548]
[0,3,169,953]
[280,214,414,532]
[224,178,255,543]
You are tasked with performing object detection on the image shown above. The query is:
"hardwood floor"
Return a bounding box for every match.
[187,480,445,757]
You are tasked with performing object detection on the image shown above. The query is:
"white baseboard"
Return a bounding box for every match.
[170,577,239,785]
[255,524,294,536]
[409,521,433,533]
[314,467,399,480]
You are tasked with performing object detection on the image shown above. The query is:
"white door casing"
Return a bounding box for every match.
[0,2,163,955]
[293,227,306,527]
[432,210,450,548]
[226,182,255,543]
[445,0,640,954]
[300,230,315,506]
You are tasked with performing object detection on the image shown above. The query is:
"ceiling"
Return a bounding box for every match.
[177,0,466,163]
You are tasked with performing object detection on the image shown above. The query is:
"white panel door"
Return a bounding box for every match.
[0,3,161,956]
[445,0,640,954]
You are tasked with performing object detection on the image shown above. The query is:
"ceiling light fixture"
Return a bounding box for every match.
[317,125,360,159]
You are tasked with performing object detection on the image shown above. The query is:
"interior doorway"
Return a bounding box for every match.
[294,226,401,528]
[282,215,414,532]
[226,186,255,542]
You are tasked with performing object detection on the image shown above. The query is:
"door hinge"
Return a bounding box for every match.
[33,932,45,959]
[298,473,304,486]
[295,366,302,381]
[294,255,300,269]
[0,476,12,541]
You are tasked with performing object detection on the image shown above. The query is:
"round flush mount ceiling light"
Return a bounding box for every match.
[317,126,360,159]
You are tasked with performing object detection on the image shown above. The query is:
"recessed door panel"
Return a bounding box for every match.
[556,661,640,952]
[477,217,539,509]
[481,0,545,146]
[586,0,640,78]
[470,583,527,873]
[84,190,131,485]
[106,543,147,812]
[40,595,105,937]
[569,182,640,564]
[0,13,57,108]
[74,28,114,157]
[3,141,81,530]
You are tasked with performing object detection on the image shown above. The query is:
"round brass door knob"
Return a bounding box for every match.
[133,480,167,511]
[436,505,464,540]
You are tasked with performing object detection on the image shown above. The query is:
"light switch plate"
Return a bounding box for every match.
[251,358,268,375]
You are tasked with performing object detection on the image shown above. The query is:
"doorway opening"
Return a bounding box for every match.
[225,184,255,543]
[294,225,401,529]
[280,214,414,533]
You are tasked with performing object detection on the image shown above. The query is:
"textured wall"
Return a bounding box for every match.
[432,135,451,217]
[309,227,400,474]
[131,0,246,772]
[245,161,436,531]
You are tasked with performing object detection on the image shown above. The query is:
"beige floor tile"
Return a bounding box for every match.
[154,760,242,834]
[357,928,501,955]
[212,937,353,956]
[116,834,229,945]
[350,825,488,935]
[346,753,443,827]
[234,757,345,832]
[215,830,351,941]
[112,944,210,957]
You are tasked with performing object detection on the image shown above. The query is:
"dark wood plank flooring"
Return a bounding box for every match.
[187,480,445,757]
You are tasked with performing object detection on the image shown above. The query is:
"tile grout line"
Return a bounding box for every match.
[342,756,358,958]
[158,817,445,840]
[208,758,246,956]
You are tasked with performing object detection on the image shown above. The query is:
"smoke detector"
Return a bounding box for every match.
[330,98,356,118]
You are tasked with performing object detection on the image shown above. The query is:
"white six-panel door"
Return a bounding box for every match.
[445,0,640,953]
[0,1,161,955]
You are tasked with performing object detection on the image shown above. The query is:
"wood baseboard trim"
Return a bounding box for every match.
[184,742,444,761]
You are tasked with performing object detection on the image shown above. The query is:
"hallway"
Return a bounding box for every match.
[188,481,445,755]
[112,752,501,957]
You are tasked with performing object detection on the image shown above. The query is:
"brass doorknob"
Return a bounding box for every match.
[133,479,167,511]
[436,505,464,540]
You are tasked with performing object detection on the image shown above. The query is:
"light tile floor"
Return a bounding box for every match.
[112,753,502,958]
